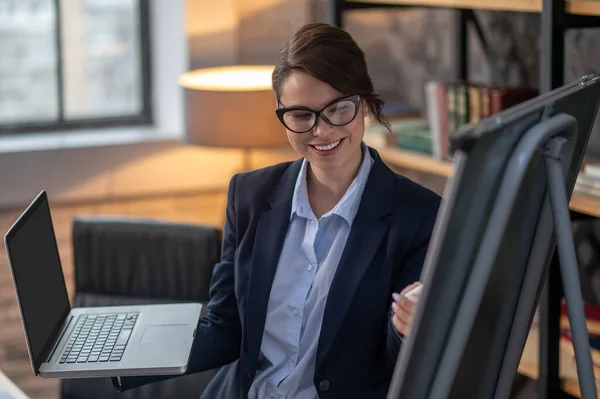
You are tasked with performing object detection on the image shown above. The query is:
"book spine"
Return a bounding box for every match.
[425,81,443,160]
[437,83,449,160]
[456,85,469,129]
[468,86,481,124]
[446,85,457,135]
[490,89,503,115]
[480,87,491,119]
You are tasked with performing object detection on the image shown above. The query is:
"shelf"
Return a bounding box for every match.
[570,193,600,219]
[347,0,541,12]
[518,361,583,398]
[567,0,600,16]
[347,0,600,15]
[377,147,454,177]
[378,147,600,219]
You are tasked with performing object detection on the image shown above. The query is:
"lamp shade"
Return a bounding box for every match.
[178,65,289,149]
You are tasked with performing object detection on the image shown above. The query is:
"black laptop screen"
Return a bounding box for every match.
[6,192,70,371]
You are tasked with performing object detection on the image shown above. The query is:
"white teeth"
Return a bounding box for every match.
[314,140,341,151]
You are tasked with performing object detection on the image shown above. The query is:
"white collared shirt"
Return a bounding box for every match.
[248,143,374,399]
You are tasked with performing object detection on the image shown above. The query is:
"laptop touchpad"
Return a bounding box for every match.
[141,325,188,345]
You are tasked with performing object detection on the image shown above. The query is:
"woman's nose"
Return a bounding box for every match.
[312,116,334,137]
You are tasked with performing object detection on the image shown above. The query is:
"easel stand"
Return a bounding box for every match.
[431,113,598,398]
[385,113,597,399]
[543,129,597,398]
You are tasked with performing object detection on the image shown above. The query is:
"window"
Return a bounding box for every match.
[0,0,151,134]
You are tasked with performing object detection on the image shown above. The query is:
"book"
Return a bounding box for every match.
[584,163,600,179]
[382,103,421,119]
[480,86,491,119]
[489,86,538,114]
[423,81,537,162]
[425,81,444,160]
[561,301,600,326]
[468,85,481,124]
[364,105,422,149]
[575,174,600,197]
[560,329,600,368]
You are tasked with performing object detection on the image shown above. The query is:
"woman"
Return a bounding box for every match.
[116,22,440,398]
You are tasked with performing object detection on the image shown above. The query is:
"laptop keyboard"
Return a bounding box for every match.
[60,313,139,364]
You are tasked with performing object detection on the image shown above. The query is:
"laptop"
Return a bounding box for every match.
[3,190,202,379]
[387,74,600,398]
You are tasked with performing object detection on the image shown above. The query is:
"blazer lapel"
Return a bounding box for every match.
[316,149,396,369]
[246,159,302,372]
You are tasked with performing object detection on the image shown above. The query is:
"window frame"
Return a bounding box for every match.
[0,0,153,135]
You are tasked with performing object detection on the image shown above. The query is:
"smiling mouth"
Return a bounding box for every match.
[312,139,342,151]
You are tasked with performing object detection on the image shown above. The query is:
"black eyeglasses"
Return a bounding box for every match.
[275,95,361,133]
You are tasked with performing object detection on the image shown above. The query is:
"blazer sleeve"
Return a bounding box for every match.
[113,174,243,392]
[385,209,438,366]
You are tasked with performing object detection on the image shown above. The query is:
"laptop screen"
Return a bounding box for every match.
[5,191,70,371]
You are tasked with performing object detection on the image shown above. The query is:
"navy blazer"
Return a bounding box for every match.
[117,147,441,398]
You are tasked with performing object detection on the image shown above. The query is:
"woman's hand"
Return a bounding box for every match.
[391,282,422,337]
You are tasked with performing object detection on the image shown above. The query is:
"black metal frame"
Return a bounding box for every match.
[329,1,600,397]
[0,0,153,136]
[539,0,567,395]
[538,1,600,397]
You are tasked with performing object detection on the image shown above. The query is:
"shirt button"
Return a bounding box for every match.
[307,264,313,271]
[292,308,299,316]
[318,379,330,392]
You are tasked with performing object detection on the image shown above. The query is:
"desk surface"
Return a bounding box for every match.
[0,372,29,399]
[378,147,600,219]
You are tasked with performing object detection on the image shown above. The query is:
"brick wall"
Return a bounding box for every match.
[0,191,228,399]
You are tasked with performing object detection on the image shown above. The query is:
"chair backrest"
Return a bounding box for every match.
[62,217,221,399]
[72,216,221,302]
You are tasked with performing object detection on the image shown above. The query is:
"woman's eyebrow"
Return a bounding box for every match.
[280,96,344,109]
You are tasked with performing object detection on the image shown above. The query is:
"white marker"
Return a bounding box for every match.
[404,284,423,302]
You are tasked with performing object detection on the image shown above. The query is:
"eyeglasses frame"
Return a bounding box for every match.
[275,94,361,133]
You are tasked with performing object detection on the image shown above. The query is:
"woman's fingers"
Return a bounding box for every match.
[392,313,407,335]
[392,306,410,335]
[392,302,410,324]
[397,282,420,298]
[391,282,422,337]
[398,295,416,311]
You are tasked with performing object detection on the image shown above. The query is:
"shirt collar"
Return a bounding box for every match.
[290,142,374,224]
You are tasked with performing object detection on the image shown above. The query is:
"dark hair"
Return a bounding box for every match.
[272,22,390,131]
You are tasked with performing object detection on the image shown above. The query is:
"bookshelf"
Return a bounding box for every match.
[379,147,600,218]
[345,0,600,15]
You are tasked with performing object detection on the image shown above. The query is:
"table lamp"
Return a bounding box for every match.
[178,65,289,171]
